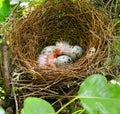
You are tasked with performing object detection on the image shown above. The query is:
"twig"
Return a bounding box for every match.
[12,83,19,114]
[6,0,21,22]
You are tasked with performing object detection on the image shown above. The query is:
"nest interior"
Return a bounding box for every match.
[7,0,115,108]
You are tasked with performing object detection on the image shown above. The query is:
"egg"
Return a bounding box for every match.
[66,45,83,61]
[56,55,73,67]
[41,45,56,55]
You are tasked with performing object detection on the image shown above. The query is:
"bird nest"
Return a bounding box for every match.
[7,0,115,107]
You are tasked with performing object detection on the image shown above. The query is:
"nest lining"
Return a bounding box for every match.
[7,0,115,106]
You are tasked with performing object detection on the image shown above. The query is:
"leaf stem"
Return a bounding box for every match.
[56,97,78,114]
[72,109,85,114]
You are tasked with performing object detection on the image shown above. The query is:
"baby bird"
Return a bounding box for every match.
[41,45,56,55]
[56,55,73,67]
[66,45,83,61]
[38,54,56,67]
[38,47,64,67]
[38,55,48,67]
[38,42,81,67]
[55,41,71,55]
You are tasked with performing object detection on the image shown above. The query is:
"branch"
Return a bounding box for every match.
[2,40,11,99]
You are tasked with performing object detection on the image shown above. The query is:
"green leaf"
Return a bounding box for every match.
[114,54,120,65]
[21,0,30,2]
[116,33,120,52]
[21,97,55,114]
[0,39,2,44]
[0,106,5,114]
[0,1,2,8]
[113,18,120,23]
[0,0,10,22]
[78,74,120,114]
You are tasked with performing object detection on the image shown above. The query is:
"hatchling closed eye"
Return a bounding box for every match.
[56,55,73,67]
[41,45,56,55]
